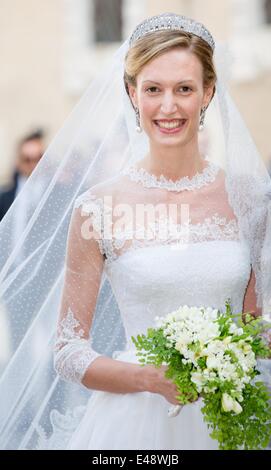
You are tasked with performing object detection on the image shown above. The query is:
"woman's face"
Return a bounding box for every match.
[129,47,213,149]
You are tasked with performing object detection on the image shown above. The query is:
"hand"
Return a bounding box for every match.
[142,364,199,406]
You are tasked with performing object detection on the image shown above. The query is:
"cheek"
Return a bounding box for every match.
[138,97,157,119]
[184,97,202,116]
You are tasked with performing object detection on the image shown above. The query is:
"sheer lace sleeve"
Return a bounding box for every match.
[54,192,105,384]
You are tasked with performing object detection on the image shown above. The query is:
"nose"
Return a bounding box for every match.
[160,91,178,115]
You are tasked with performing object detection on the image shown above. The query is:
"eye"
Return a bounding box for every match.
[179,86,192,93]
[145,86,160,93]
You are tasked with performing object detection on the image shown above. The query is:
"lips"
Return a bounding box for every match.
[153,119,187,133]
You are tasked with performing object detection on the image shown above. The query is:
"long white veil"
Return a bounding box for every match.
[0,33,270,449]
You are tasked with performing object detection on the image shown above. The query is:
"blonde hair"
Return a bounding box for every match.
[124,30,217,103]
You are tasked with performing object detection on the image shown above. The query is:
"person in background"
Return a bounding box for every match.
[0,129,45,222]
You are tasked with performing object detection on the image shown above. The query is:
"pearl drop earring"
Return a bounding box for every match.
[199,106,206,131]
[135,107,142,133]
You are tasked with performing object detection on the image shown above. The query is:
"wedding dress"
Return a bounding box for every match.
[53,159,251,450]
[0,13,270,451]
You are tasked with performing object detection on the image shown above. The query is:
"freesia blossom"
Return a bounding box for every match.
[222,393,242,414]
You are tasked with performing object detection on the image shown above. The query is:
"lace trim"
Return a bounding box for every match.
[122,161,219,192]
[54,308,101,384]
[104,214,240,264]
[36,406,86,450]
[74,194,107,257]
[55,308,85,348]
[74,195,240,264]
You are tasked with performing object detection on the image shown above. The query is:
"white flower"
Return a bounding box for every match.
[232,400,243,414]
[206,355,221,369]
[221,393,234,412]
[229,323,238,334]
[223,336,232,345]
[221,393,243,414]
[191,372,205,391]
[236,328,244,335]
[243,343,252,354]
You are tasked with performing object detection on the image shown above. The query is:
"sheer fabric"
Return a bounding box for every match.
[0,32,270,449]
[54,159,249,386]
[54,159,253,449]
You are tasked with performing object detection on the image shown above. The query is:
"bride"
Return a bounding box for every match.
[0,13,270,450]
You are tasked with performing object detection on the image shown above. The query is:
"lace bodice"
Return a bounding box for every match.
[54,163,252,384]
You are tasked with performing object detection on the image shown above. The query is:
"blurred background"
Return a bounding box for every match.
[0,0,271,187]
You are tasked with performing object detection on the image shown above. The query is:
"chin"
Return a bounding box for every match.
[151,132,190,148]
[159,138,185,147]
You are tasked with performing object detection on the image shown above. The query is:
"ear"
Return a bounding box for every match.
[127,84,138,109]
[203,84,215,109]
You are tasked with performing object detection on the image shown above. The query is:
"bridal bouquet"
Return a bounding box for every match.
[131,302,271,450]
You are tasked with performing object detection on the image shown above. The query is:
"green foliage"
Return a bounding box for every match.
[132,329,198,404]
[131,303,271,450]
[201,382,271,449]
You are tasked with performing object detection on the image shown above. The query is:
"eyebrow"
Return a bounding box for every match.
[142,79,195,85]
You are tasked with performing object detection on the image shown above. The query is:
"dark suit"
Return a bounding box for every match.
[0,172,19,222]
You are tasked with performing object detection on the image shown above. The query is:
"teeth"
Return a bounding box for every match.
[156,120,185,129]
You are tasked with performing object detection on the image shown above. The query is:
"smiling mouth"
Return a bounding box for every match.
[154,119,187,129]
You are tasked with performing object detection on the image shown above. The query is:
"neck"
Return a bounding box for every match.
[140,139,204,180]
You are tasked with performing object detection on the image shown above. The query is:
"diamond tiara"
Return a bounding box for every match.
[129,13,215,51]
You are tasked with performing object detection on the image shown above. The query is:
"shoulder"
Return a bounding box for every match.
[74,173,128,214]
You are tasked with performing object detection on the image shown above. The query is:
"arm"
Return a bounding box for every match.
[54,202,180,403]
[243,268,261,319]
[54,203,146,392]
[244,269,271,354]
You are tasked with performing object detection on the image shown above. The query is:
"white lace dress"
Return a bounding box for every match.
[54,161,252,450]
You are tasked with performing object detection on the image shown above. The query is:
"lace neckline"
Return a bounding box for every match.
[122,160,219,192]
